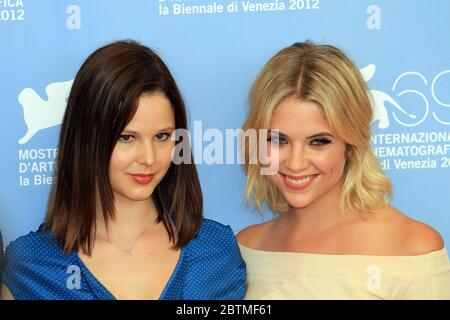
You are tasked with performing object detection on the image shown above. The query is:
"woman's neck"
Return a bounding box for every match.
[280,179,351,235]
[96,196,158,242]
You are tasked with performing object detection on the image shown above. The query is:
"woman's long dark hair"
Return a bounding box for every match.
[44,40,203,255]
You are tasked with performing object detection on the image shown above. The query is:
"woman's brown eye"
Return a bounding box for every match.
[155,132,171,141]
[119,135,134,143]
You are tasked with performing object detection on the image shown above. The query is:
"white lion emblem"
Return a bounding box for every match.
[18,79,73,144]
[360,64,416,129]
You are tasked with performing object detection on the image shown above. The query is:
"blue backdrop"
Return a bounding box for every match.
[1,0,449,254]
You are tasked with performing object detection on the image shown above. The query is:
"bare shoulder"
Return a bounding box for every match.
[400,213,444,255]
[236,219,275,249]
[362,205,444,255]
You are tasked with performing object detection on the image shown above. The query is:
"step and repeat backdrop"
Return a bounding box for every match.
[1,0,449,249]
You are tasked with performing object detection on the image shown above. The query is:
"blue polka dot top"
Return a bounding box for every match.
[1,218,247,300]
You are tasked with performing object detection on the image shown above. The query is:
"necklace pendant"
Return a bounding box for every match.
[123,247,133,256]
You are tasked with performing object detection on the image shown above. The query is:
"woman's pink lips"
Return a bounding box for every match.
[129,174,154,185]
[281,173,318,191]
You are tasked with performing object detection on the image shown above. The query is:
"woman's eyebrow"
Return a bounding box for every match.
[307,132,334,139]
[268,129,287,137]
[121,127,175,134]
[157,126,175,132]
[120,129,139,134]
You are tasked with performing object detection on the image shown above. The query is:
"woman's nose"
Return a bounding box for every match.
[285,144,309,172]
[137,141,156,166]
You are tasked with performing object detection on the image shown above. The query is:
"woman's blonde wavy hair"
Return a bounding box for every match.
[242,41,392,214]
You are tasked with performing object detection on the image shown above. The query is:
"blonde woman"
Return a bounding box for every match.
[238,42,450,299]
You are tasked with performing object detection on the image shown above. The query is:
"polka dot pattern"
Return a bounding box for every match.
[1,219,247,300]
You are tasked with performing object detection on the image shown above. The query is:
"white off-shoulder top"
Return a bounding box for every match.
[239,244,450,299]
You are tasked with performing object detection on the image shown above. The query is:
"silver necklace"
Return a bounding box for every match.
[100,216,156,258]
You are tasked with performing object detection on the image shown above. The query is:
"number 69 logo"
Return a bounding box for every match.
[361,65,450,129]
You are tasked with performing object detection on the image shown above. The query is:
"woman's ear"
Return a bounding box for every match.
[345,144,351,159]
[344,144,352,173]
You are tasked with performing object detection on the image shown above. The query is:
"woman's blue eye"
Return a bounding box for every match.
[155,132,171,141]
[311,138,331,145]
[118,134,135,143]
[267,135,287,145]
